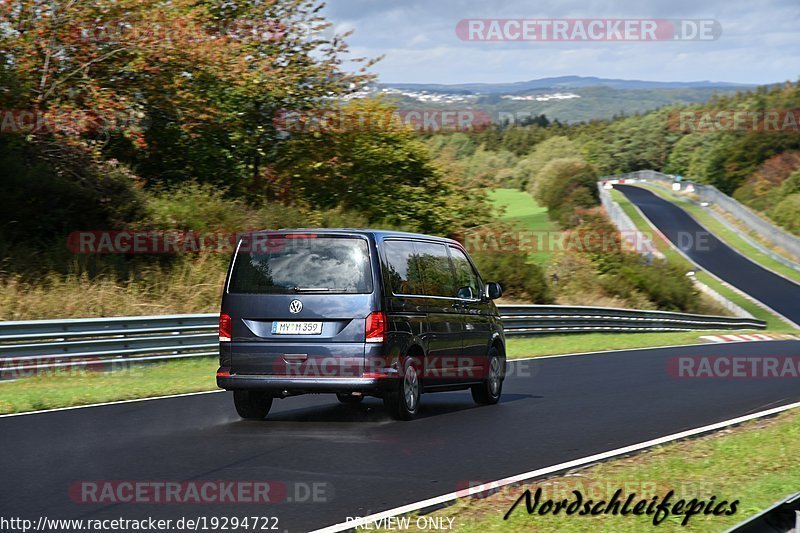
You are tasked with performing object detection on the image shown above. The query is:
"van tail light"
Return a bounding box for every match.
[219,313,232,342]
[365,312,387,343]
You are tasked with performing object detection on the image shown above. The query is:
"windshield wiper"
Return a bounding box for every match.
[292,287,332,292]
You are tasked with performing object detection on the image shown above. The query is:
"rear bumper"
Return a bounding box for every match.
[216,373,392,394]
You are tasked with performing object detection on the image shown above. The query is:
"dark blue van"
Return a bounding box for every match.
[216,229,505,420]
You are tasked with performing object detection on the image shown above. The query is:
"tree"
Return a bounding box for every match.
[271,99,490,234]
[0,0,377,189]
[522,136,578,194]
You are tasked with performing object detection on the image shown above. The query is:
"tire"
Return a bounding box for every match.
[336,393,364,404]
[471,347,504,405]
[384,358,421,420]
[233,390,273,420]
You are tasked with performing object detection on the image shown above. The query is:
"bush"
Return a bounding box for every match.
[558,214,704,312]
[600,256,700,312]
[470,250,551,303]
[531,157,599,226]
[769,193,800,235]
[521,136,578,192]
[143,182,308,232]
[0,139,147,245]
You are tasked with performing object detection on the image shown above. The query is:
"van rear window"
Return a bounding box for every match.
[228,236,372,294]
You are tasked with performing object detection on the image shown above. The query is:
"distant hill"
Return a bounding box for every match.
[368,76,761,123]
[378,76,755,94]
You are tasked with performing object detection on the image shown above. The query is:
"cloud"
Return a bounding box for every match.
[321,0,799,84]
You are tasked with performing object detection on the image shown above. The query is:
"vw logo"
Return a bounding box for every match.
[288,299,303,314]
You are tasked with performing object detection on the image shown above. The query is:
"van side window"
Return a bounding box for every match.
[413,242,456,298]
[384,240,425,295]
[449,246,481,299]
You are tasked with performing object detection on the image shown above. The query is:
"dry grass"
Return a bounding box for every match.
[0,254,226,320]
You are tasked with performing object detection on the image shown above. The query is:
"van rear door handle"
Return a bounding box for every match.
[283,354,308,363]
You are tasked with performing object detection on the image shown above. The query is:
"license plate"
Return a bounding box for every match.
[271,321,323,335]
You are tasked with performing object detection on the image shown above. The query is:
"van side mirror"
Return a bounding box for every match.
[485,282,502,300]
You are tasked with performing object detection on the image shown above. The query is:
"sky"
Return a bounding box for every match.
[321,0,799,85]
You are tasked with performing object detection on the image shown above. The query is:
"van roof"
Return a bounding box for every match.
[246,228,463,245]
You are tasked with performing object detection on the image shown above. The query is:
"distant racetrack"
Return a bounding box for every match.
[615,184,800,326]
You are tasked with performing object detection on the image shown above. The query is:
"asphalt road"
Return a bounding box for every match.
[3,341,800,532]
[615,184,800,325]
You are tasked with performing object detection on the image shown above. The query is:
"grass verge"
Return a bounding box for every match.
[610,188,793,331]
[0,357,219,415]
[379,406,800,532]
[504,330,785,360]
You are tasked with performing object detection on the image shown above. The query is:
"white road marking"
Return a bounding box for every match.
[310,400,800,533]
[0,390,224,418]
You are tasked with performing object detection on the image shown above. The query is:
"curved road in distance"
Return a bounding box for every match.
[2,341,800,532]
[615,184,800,325]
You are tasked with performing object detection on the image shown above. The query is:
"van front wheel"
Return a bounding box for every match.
[233,390,273,419]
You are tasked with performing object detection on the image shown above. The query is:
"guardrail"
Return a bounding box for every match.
[0,314,218,375]
[499,305,765,335]
[0,307,766,375]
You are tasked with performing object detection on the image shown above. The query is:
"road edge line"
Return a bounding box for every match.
[309,400,800,533]
[0,389,223,418]
[508,338,796,362]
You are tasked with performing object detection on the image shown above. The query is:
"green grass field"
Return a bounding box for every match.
[489,188,556,264]
[503,330,782,359]
[0,357,219,415]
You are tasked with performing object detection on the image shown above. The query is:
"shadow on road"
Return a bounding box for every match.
[228,392,538,424]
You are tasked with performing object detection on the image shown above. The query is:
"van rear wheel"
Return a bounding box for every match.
[471,347,504,405]
[385,359,420,420]
[233,390,273,419]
